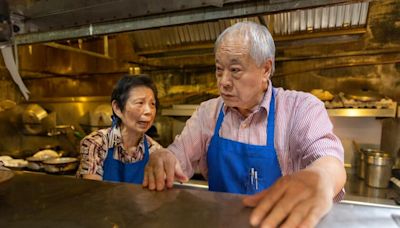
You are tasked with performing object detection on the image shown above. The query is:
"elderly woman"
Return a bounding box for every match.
[77,74,161,184]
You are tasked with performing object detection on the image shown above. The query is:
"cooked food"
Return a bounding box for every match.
[310,89,334,101]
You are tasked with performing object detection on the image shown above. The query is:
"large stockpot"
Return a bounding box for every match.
[357,148,381,179]
[365,152,393,188]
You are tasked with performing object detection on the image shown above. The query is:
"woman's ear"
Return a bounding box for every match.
[111,100,123,119]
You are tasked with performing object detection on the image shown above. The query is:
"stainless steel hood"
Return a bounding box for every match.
[7,0,362,45]
[3,0,373,78]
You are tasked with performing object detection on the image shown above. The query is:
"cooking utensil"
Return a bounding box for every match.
[0,99,16,112]
[22,104,48,134]
[365,152,393,188]
[42,157,79,174]
[357,148,381,179]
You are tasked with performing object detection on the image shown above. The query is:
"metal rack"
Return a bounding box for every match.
[162,103,398,118]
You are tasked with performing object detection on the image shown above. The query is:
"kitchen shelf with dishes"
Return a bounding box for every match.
[162,91,398,118]
[316,90,397,118]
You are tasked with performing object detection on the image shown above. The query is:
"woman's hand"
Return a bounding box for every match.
[82,174,102,181]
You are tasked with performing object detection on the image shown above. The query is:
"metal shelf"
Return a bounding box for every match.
[327,108,396,117]
[162,104,398,118]
[161,109,196,117]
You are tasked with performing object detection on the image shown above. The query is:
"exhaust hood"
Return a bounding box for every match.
[7,0,366,45]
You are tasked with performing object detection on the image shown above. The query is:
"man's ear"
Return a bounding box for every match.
[261,59,272,86]
[111,100,123,119]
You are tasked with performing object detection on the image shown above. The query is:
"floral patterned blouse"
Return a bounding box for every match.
[76,126,162,178]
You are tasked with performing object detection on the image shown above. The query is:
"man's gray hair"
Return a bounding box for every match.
[214,21,276,76]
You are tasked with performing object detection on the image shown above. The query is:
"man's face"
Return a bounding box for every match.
[215,35,271,115]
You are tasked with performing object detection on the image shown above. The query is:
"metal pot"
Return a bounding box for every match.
[42,157,78,174]
[356,148,382,179]
[22,104,48,134]
[357,148,381,179]
[365,152,393,188]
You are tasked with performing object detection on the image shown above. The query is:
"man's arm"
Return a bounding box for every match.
[243,156,346,227]
[142,148,188,191]
[243,94,346,227]
[142,100,219,190]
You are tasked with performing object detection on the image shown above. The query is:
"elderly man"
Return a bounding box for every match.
[143,21,346,227]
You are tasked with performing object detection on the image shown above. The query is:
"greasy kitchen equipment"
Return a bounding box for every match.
[81,104,112,134]
[42,157,78,174]
[0,99,16,112]
[22,104,48,134]
[0,170,13,183]
[365,151,393,188]
[90,104,112,127]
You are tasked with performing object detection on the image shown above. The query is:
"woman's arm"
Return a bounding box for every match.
[76,129,108,180]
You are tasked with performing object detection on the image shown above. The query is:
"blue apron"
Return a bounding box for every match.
[207,89,282,194]
[103,136,149,184]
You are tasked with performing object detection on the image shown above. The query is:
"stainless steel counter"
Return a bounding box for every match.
[344,173,399,206]
[0,171,399,228]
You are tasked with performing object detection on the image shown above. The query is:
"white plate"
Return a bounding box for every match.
[0,156,13,162]
[3,159,28,168]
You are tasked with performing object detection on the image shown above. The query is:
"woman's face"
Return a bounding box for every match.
[114,86,156,135]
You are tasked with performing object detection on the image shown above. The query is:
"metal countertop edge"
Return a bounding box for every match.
[340,200,400,209]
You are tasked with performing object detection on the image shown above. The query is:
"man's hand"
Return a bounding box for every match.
[142,148,188,191]
[243,157,345,228]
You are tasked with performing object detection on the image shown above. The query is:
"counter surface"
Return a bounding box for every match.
[0,171,399,228]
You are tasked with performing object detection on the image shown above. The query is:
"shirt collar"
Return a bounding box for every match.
[108,126,145,151]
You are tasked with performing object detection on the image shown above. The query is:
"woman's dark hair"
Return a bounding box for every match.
[111,74,158,126]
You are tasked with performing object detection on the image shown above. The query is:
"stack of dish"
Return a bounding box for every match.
[26,149,60,171]
[0,155,28,170]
